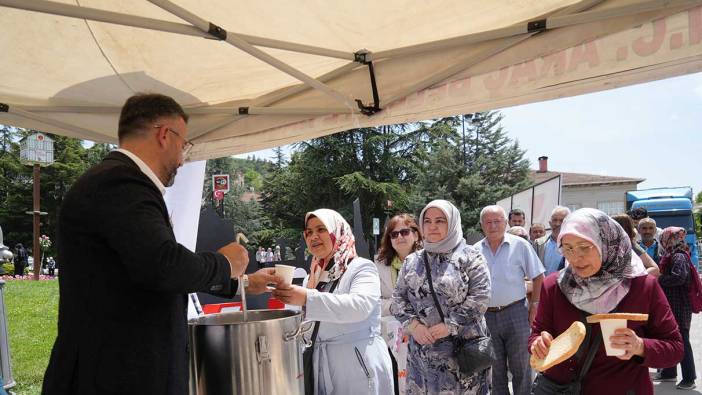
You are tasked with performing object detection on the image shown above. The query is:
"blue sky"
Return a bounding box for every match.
[241,71,702,198]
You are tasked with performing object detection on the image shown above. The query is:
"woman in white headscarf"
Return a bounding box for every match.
[273,208,393,395]
[529,208,683,395]
[391,200,491,395]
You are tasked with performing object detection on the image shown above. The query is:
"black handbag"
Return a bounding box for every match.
[422,251,496,375]
[531,311,602,395]
[303,278,340,395]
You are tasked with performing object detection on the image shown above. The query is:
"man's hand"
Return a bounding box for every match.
[428,323,450,340]
[218,242,248,278]
[271,284,308,306]
[246,268,283,295]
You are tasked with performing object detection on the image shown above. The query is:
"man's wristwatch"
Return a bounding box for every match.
[241,274,249,289]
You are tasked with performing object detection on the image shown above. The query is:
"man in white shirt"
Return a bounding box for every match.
[475,205,545,395]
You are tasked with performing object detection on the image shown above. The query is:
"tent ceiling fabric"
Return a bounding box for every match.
[1,0,701,160]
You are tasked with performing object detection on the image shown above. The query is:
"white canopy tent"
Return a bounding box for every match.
[1,0,701,161]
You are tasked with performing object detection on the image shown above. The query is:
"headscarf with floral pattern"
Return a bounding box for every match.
[556,208,647,314]
[304,209,358,289]
[659,226,688,256]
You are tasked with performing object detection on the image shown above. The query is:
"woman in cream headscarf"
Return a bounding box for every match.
[391,200,491,395]
[273,208,393,395]
[529,208,683,394]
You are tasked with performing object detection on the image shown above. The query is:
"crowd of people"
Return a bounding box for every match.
[277,200,699,394]
[256,245,283,268]
[41,93,699,395]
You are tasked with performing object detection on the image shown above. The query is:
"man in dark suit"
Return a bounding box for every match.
[42,93,279,395]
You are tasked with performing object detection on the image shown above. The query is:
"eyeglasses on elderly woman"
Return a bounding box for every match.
[558,243,596,257]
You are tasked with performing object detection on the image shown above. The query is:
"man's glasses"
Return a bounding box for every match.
[390,228,413,239]
[154,124,194,157]
[558,244,595,257]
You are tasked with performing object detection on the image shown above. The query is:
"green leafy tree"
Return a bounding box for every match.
[202,156,274,247]
[411,111,531,231]
[0,125,32,246]
[262,124,429,241]
[0,127,100,254]
[263,111,531,243]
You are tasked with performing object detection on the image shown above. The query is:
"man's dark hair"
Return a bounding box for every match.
[628,207,648,220]
[508,208,525,220]
[118,93,188,141]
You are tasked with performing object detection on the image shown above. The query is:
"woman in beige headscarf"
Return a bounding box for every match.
[391,200,491,394]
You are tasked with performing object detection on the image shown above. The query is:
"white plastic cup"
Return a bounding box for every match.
[275,264,296,286]
[600,319,627,356]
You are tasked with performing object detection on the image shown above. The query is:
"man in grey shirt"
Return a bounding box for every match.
[474,205,545,395]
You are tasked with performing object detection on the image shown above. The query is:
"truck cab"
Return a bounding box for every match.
[626,187,699,270]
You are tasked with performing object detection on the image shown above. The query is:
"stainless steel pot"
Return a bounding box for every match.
[188,309,313,395]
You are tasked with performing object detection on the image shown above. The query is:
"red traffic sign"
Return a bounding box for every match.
[212,174,230,193]
[213,190,225,201]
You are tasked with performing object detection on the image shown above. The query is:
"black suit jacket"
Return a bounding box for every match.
[42,151,236,395]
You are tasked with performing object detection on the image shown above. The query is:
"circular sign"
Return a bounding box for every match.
[213,190,225,201]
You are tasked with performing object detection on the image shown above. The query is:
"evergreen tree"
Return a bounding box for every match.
[411,111,531,231]
[273,146,286,169]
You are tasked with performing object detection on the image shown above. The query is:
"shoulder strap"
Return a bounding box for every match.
[572,308,605,383]
[570,311,591,362]
[422,251,445,322]
[576,321,602,381]
[307,278,341,346]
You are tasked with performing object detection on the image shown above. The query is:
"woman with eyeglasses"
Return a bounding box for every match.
[376,214,423,317]
[272,209,393,395]
[391,200,491,395]
[529,208,683,395]
[375,214,423,394]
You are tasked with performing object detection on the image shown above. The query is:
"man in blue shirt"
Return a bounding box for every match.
[637,217,661,263]
[475,205,545,395]
[534,206,571,275]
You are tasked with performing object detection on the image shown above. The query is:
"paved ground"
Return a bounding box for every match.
[652,312,702,394]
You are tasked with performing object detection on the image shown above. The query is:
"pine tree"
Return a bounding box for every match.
[273,146,286,169]
[411,111,531,231]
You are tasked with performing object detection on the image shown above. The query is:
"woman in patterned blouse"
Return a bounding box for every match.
[655,227,697,390]
[391,200,492,395]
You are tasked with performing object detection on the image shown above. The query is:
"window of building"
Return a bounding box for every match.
[596,201,625,215]
[566,204,581,212]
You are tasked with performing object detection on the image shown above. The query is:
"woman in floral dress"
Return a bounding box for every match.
[391,200,491,394]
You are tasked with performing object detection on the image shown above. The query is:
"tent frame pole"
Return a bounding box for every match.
[147,0,358,110]
[0,0,354,60]
[0,103,115,142]
[187,61,361,140]
[373,0,701,59]
[238,106,358,116]
[381,0,610,107]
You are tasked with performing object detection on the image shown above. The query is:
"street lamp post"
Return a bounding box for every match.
[20,133,54,280]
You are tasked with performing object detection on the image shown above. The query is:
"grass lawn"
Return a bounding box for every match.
[3,279,59,395]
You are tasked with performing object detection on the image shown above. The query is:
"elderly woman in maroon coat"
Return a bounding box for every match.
[529,208,683,394]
